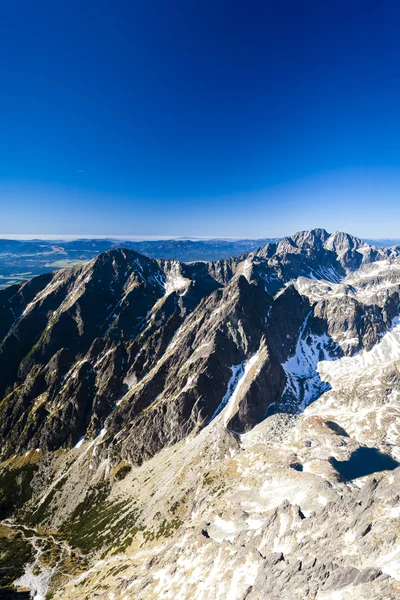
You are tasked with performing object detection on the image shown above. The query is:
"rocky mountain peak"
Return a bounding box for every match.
[324,230,365,252]
[275,236,299,254]
[291,227,330,248]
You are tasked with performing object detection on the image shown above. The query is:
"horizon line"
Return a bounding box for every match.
[0,233,267,241]
[0,232,399,243]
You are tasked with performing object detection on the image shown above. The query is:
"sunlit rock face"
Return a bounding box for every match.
[1,229,400,599]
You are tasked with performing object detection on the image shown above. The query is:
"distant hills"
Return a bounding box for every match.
[0,235,398,289]
[0,237,278,288]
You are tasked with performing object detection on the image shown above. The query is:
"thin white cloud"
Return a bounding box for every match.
[0,233,243,241]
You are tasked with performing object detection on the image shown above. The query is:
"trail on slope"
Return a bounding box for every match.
[2,520,72,600]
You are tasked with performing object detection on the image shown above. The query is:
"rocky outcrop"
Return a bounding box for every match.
[104,276,274,463]
[227,340,286,433]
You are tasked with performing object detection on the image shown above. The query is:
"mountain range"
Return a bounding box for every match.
[0,235,398,289]
[0,238,279,289]
[1,228,400,599]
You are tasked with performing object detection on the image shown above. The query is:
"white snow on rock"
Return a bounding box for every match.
[281,314,334,411]
[301,314,400,457]
[219,347,264,428]
[240,258,253,282]
[378,546,400,581]
[164,261,190,296]
[210,363,245,421]
[212,516,239,542]
[319,316,400,386]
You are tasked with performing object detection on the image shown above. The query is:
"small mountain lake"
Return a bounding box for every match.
[329,447,399,481]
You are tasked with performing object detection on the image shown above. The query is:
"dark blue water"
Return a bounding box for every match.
[0,590,31,599]
[325,420,349,437]
[289,462,303,472]
[330,447,399,481]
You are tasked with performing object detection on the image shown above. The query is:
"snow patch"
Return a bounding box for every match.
[164,261,190,296]
[210,363,245,421]
[221,348,263,428]
[281,314,335,412]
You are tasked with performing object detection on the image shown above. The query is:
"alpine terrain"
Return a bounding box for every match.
[1,228,400,600]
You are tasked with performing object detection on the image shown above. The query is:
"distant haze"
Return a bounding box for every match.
[0,233,272,242]
[0,232,400,245]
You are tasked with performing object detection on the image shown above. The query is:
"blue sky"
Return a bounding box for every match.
[1,1,400,239]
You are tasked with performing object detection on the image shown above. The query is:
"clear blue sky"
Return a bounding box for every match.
[1,0,400,238]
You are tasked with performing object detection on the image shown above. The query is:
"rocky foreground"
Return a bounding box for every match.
[1,228,400,599]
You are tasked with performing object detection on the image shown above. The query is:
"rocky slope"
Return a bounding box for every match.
[1,228,400,599]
